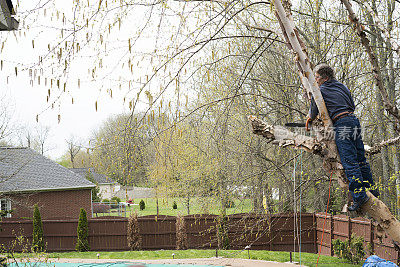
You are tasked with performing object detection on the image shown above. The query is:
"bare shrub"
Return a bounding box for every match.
[127,212,141,250]
[176,213,187,250]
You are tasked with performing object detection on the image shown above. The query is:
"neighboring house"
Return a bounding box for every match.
[113,186,155,200]
[0,147,95,219]
[70,168,120,200]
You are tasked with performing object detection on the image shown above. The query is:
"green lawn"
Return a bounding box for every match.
[94,197,253,217]
[44,250,358,267]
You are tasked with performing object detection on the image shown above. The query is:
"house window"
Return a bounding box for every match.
[0,199,11,218]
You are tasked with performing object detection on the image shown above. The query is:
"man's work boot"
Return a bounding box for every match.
[348,195,370,212]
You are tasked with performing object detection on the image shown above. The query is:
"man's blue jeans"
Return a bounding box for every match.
[333,115,375,203]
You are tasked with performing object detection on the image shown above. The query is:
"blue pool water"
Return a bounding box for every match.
[7,262,223,267]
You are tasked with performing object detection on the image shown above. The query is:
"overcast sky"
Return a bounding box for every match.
[0,0,167,160]
[5,80,127,160]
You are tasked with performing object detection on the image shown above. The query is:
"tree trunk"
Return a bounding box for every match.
[374,6,392,204]
[264,183,274,214]
[156,195,159,216]
[185,195,190,215]
[365,0,399,214]
[375,59,390,203]
[253,174,264,213]
[385,0,400,217]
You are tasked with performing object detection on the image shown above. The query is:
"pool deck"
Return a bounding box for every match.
[45,257,301,267]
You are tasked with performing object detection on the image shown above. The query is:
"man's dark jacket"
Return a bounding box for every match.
[309,78,355,120]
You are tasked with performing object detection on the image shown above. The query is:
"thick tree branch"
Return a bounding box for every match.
[365,135,400,155]
[273,0,332,126]
[248,115,322,152]
[248,115,344,180]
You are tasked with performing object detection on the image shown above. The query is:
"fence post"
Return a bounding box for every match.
[330,214,334,256]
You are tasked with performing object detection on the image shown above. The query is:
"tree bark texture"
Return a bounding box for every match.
[273,0,331,127]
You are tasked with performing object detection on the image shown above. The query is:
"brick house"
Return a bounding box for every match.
[70,168,120,200]
[0,147,95,219]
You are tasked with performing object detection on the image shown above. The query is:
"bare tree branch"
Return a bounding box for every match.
[365,135,400,155]
[341,0,400,122]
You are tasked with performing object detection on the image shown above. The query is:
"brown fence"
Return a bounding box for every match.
[0,213,315,253]
[1,212,399,264]
[182,213,315,251]
[316,213,400,265]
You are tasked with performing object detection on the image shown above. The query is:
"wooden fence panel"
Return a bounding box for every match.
[331,215,349,241]
[316,213,400,265]
[43,220,77,251]
[184,214,218,249]
[270,213,315,253]
[0,220,33,252]
[89,219,128,251]
[138,215,176,249]
[316,213,332,255]
[227,214,271,250]
[0,211,398,264]
[297,214,316,253]
[372,224,399,265]
[374,243,398,264]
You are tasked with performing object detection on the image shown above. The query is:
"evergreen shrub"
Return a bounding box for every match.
[139,200,145,210]
[32,204,45,252]
[76,208,90,252]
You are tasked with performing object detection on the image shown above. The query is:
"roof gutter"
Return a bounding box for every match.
[0,184,96,194]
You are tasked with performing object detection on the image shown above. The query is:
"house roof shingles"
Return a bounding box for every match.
[70,168,115,185]
[0,147,95,193]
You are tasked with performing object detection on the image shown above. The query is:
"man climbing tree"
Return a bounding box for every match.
[249,0,400,244]
[306,64,379,212]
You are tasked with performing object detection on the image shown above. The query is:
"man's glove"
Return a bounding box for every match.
[306,117,312,131]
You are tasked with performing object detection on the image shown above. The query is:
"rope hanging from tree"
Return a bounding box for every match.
[292,150,303,265]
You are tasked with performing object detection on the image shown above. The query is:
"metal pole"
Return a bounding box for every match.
[300,150,302,265]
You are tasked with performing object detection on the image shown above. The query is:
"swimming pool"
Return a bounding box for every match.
[7,262,223,267]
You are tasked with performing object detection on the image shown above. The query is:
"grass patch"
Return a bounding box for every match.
[94,197,253,217]
[45,250,358,267]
